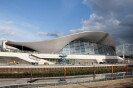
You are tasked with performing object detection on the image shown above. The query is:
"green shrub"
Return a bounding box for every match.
[0,66,132,78]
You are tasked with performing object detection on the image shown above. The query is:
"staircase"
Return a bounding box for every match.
[0,52,36,64]
[0,52,54,65]
[29,54,54,65]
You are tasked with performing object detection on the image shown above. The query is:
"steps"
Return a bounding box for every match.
[0,52,54,65]
[0,52,36,64]
[29,54,54,65]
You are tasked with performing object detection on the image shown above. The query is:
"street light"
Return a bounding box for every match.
[122,43,133,64]
[123,43,125,63]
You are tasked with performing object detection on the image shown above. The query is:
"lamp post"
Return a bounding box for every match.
[123,44,125,64]
[122,44,133,64]
[59,54,67,81]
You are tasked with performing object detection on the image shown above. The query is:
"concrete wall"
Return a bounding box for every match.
[0,52,123,65]
[0,52,54,65]
[33,53,123,64]
[0,56,31,65]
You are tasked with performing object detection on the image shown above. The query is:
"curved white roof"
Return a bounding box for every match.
[6,31,115,53]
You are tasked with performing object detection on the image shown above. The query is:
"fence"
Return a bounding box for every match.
[0,71,133,88]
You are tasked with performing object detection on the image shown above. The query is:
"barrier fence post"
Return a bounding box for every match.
[112,64,113,80]
[93,64,95,80]
[123,73,124,79]
[126,64,128,77]
[132,71,133,78]
[64,68,66,81]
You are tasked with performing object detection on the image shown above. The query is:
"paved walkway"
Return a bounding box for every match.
[42,78,133,88]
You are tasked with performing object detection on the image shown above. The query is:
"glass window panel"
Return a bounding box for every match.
[75,43,79,47]
[75,47,80,50]
[58,40,116,55]
[75,50,80,54]
[80,45,84,48]
[80,42,84,46]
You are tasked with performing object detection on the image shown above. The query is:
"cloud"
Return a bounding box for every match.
[70,14,120,33]
[21,23,40,30]
[38,32,63,37]
[0,25,42,43]
[10,32,15,35]
[0,27,15,36]
[0,27,11,31]
[5,21,13,24]
[0,32,15,36]
[0,38,6,41]
[70,0,133,55]
[0,20,49,44]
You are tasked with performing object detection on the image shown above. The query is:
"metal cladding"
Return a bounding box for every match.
[6,31,116,53]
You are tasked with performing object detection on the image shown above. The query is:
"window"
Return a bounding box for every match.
[59,40,115,55]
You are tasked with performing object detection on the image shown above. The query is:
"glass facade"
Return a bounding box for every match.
[43,58,75,64]
[59,40,116,56]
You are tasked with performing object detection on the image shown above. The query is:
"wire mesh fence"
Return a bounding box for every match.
[0,71,133,88]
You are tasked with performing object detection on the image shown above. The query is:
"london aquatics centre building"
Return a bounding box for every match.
[0,31,123,65]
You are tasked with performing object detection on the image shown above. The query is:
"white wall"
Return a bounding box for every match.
[32,53,123,63]
[0,52,54,65]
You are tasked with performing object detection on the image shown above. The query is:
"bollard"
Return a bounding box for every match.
[64,68,66,81]
[112,64,113,80]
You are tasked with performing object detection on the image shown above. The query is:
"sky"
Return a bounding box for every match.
[0,0,92,42]
[0,0,133,55]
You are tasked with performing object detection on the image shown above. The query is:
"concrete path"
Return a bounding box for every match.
[42,78,133,88]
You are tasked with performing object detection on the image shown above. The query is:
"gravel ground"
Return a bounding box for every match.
[41,78,133,88]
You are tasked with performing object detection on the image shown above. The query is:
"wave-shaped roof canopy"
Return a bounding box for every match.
[6,31,115,53]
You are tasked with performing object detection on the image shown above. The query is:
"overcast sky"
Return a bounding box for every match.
[0,0,133,55]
